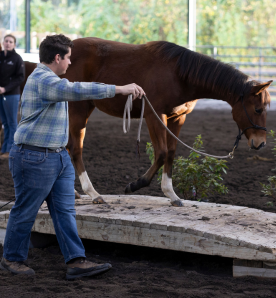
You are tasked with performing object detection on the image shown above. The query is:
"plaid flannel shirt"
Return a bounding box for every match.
[14,63,115,149]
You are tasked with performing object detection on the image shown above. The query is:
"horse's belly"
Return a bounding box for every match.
[94,100,142,119]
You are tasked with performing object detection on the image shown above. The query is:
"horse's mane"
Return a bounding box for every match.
[145,41,260,102]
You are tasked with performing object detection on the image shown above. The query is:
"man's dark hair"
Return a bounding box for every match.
[39,34,74,64]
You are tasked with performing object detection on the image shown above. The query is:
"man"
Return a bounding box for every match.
[0,34,145,279]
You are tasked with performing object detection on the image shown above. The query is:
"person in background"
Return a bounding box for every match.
[0,34,25,158]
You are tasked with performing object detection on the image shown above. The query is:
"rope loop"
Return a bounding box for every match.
[123,94,133,133]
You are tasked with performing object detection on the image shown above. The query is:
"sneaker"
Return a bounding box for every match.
[66,257,112,280]
[0,257,35,275]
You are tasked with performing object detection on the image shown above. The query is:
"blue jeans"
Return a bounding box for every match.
[3,144,86,263]
[0,94,20,153]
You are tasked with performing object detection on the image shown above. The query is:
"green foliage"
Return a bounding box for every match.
[146,135,228,201]
[197,0,276,48]
[261,130,276,199]
[269,130,276,166]
[172,135,228,200]
[14,0,276,49]
[261,176,276,200]
[15,0,188,45]
[17,0,80,34]
[146,142,155,165]
[146,142,163,182]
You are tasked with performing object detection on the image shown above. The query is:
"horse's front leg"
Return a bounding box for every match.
[162,114,186,207]
[67,102,105,204]
[125,114,168,194]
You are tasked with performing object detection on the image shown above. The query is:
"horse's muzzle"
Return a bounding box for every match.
[251,140,265,150]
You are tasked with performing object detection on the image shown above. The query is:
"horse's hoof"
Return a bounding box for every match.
[74,189,82,199]
[125,183,132,194]
[92,196,107,204]
[171,200,184,207]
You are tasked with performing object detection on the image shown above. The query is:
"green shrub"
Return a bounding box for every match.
[261,130,276,199]
[146,142,163,182]
[261,176,276,200]
[146,135,228,201]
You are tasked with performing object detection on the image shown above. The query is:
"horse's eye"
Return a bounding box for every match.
[255,108,263,114]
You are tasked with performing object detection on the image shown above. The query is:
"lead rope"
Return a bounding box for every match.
[123,94,145,156]
[123,95,235,159]
[0,198,15,210]
[123,94,133,134]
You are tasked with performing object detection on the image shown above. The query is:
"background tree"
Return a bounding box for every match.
[12,0,276,50]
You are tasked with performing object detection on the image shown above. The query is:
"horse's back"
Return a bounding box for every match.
[68,37,152,84]
[67,37,184,118]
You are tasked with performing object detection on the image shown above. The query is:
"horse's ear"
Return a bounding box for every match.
[251,80,273,95]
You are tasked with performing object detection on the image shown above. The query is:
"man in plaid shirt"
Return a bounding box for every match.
[0,34,145,279]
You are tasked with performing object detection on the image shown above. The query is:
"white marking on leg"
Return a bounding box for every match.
[161,172,182,203]
[79,171,100,199]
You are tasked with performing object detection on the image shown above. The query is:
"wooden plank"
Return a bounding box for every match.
[0,200,14,211]
[0,211,10,229]
[0,228,6,245]
[233,259,263,268]
[1,195,276,262]
[30,218,276,261]
[233,266,276,278]
[233,259,276,278]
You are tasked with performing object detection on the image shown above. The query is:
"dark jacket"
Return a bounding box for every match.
[0,49,25,95]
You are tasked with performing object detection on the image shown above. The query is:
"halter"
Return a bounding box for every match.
[233,94,267,151]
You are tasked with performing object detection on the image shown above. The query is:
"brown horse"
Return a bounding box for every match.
[23,38,272,207]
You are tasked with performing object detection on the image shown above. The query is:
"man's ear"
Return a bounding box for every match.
[54,54,60,64]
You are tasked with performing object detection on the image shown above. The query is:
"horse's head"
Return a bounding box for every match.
[232,80,273,150]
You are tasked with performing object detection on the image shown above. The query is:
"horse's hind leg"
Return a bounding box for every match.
[125,115,168,194]
[162,114,186,207]
[67,102,105,204]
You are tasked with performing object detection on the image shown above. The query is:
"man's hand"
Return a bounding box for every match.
[115,83,145,100]
[0,87,6,94]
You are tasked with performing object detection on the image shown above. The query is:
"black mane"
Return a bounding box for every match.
[146,41,255,101]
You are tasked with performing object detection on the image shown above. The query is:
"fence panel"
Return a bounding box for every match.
[196,45,276,97]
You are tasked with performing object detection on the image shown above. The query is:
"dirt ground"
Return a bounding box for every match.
[0,107,276,297]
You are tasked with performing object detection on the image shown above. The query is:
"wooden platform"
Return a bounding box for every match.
[0,200,15,212]
[1,195,276,277]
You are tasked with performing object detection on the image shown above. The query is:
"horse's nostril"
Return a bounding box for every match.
[251,141,265,150]
[258,142,265,150]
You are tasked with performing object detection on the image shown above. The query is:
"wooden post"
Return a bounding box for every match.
[233,259,276,278]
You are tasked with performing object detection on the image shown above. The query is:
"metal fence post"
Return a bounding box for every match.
[213,46,217,59]
[259,48,262,81]
[25,0,31,53]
